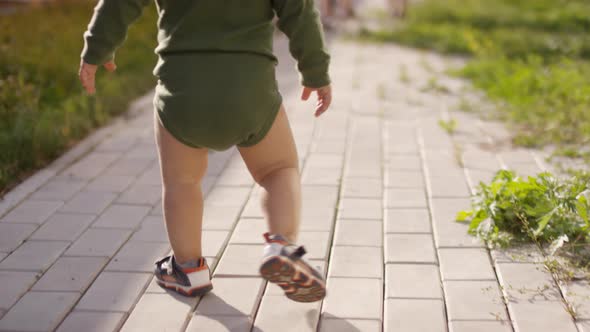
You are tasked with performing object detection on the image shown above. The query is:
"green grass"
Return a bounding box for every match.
[359,0,590,162]
[0,1,157,194]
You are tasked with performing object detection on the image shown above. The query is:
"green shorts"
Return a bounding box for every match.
[153,53,283,151]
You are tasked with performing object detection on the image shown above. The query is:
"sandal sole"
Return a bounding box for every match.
[259,256,326,303]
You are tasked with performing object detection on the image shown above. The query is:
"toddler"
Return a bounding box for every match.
[79,0,332,303]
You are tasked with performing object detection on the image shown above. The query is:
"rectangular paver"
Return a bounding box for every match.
[510,301,577,332]
[105,241,170,272]
[322,278,382,319]
[386,234,436,263]
[444,280,508,320]
[385,189,427,208]
[496,263,561,301]
[329,246,382,278]
[0,271,39,310]
[386,170,425,188]
[438,248,495,280]
[60,191,117,214]
[386,264,442,299]
[33,256,108,292]
[0,240,69,272]
[93,205,150,229]
[254,295,321,332]
[385,299,446,332]
[120,293,194,332]
[334,219,382,246]
[65,228,131,257]
[339,198,382,220]
[2,200,63,224]
[450,321,512,332]
[214,245,264,277]
[30,213,95,241]
[0,223,37,252]
[319,318,381,332]
[0,292,78,332]
[86,175,135,193]
[76,272,151,312]
[196,278,264,317]
[386,209,431,233]
[342,178,383,198]
[57,312,125,332]
[187,315,251,332]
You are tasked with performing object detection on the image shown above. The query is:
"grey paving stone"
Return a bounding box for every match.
[102,158,153,177]
[230,218,266,244]
[30,213,95,241]
[450,321,513,332]
[129,217,168,243]
[323,278,382,319]
[214,245,264,277]
[30,178,86,201]
[254,295,321,332]
[385,171,425,188]
[430,198,484,248]
[510,301,577,332]
[65,228,131,257]
[205,187,251,207]
[428,175,471,198]
[334,219,382,247]
[578,320,590,332]
[339,198,382,220]
[117,184,161,205]
[461,149,501,171]
[491,245,544,264]
[202,230,230,257]
[241,198,264,218]
[0,240,68,272]
[385,189,427,208]
[0,292,78,332]
[57,312,125,332]
[298,232,331,260]
[300,216,334,232]
[329,246,382,278]
[106,242,170,272]
[385,299,446,332]
[508,163,542,178]
[302,167,341,186]
[61,152,120,179]
[386,264,442,299]
[564,280,590,319]
[2,200,63,224]
[60,191,117,214]
[306,154,344,169]
[86,175,135,193]
[388,156,422,170]
[196,278,264,316]
[202,205,242,230]
[120,292,194,332]
[33,256,108,292]
[319,318,381,332]
[345,162,382,178]
[466,170,497,191]
[216,169,254,186]
[76,272,151,312]
[302,186,340,206]
[386,209,431,233]
[386,234,437,263]
[187,315,251,332]
[342,178,383,198]
[0,271,38,309]
[439,248,495,280]
[496,263,561,301]
[93,204,150,229]
[445,280,508,320]
[0,223,37,252]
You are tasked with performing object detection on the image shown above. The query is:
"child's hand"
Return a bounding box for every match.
[78,60,117,95]
[301,85,332,117]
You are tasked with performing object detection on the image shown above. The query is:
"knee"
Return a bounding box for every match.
[251,160,299,185]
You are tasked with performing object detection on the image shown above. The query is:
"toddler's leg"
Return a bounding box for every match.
[239,107,301,242]
[155,114,208,265]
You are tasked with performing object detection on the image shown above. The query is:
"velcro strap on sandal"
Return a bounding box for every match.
[289,246,307,260]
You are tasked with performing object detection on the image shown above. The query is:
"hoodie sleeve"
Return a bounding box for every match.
[81,0,151,65]
[272,0,331,88]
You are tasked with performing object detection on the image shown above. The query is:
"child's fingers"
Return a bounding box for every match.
[301,87,312,101]
[103,61,117,72]
[79,62,97,95]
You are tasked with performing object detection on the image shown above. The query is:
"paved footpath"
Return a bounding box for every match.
[1,6,590,332]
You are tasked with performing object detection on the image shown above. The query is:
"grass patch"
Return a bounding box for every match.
[0,1,157,194]
[359,0,590,162]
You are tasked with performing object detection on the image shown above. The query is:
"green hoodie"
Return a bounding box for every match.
[81,0,331,88]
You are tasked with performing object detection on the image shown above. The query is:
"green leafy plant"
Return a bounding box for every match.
[438,118,458,135]
[457,170,590,256]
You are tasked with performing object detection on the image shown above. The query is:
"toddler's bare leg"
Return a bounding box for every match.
[155,114,208,264]
[239,107,301,243]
